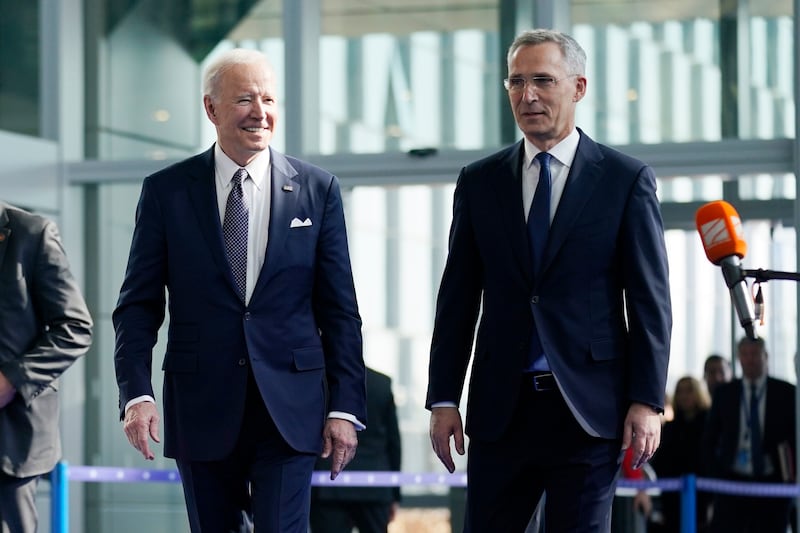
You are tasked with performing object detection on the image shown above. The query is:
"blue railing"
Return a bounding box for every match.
[49,463,800,533]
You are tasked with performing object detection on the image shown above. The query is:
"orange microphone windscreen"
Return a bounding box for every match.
[695,200,747,264]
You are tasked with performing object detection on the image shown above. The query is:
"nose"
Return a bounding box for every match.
[251,100,267,118]
[522,81,539,101]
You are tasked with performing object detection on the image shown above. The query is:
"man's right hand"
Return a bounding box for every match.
[123,402,161,460]
[429,407,465,473]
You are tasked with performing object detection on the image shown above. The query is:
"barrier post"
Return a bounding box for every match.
[680,473,696,533]
[50,461,68,533]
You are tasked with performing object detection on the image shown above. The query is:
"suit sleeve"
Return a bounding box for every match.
[311,175,366,423]
[113,177,168,418]
[619,164,672,412]
[426,169,483,408]
[3,220,93,406]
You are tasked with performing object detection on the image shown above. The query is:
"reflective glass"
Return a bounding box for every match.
[0,1,39,137]
[571,1,793,144]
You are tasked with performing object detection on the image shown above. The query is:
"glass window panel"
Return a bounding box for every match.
[0,1,39,137]
[318,0,501,154]
[571,1,794,144]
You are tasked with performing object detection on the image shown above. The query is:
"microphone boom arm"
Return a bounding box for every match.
[742,268,800,283]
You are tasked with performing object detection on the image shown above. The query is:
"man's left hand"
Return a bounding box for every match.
[622,402,661,469]
[320,418,358,480]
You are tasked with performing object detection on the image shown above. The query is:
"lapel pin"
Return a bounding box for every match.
[282,184,294,192]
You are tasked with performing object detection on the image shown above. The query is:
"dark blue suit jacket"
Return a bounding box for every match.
[427,130,671,441]
[702,377,796,480]
[113,146,366,461]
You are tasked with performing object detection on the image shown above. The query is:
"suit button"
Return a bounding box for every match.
[244,312,251,320]
[238,358,247,366]
[531,296,539,304]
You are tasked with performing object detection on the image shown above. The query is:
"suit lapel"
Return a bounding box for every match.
[186,147,239,294]
[493,141,533,284]
[540,132,604,276]
[253,149,299,296]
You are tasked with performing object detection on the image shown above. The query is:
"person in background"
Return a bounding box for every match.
[703,354,732,400]
[702,337,795,533]
[611,447,653,533]
[0,202,93,533]
[650,376,711,532]
[426,28,672,532]
[113,48,366,533]
[311,367,402,533]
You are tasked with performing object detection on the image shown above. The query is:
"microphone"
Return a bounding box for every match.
[695,201,759,340]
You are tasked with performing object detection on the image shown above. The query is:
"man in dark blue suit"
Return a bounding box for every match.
[702,337,795,533]
[113,48,366,533]
[426,29,672,532]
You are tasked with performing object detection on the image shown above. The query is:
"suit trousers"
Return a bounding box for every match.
[0,472,39,533]
[465,383,621,533]
[175,368,317,533]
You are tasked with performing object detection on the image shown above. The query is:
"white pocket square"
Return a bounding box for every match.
[290,217,312,228]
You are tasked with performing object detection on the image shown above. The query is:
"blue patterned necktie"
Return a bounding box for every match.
[223,168,249,303]
[526,152,552,371]
[749,382,764,476]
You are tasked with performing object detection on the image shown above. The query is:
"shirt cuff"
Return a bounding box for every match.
[125,395,155,413]
[328,411,366,431]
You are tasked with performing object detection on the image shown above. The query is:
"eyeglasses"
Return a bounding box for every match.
[503,75,577,92]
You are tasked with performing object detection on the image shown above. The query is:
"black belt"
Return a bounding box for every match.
[524,372,557,392]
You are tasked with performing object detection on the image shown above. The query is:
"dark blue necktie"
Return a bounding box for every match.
[223,168,249,303]
[526,152,552,371]
[749,382,764,476]
[529,152,552,274]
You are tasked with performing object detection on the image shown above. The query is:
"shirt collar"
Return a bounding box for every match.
[214,143,270,190]
[745,374,767,392]
[523,128,581,170]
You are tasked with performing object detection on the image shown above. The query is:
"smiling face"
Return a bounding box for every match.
[507,42,586,152]
[203,59,277,167]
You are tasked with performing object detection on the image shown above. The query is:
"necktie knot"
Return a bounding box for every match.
[535,151,552,170]
[232,168,248,188]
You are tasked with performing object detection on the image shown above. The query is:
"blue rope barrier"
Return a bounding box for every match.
[48,464,800,533]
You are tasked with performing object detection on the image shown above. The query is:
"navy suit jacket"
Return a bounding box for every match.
[427,130,671,441]
[702,377,796,480]
[113,146,366,461]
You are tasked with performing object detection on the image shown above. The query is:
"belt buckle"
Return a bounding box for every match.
[532,372,555,392]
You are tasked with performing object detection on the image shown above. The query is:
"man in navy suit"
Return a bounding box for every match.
[426,29,672,532]
[702,337,795,533]
[113,48,366,533]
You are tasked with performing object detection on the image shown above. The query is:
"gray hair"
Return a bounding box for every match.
[507,29,586,76]
[203,48,272,100]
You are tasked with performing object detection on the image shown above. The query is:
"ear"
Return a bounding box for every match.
[573,75,587,102]
[203,95,218,124]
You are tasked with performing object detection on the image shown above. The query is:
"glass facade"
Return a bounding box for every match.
[3,0,800,531]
